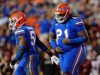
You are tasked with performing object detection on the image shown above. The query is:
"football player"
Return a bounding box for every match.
[9,12,59,75]
[49,3,89,75]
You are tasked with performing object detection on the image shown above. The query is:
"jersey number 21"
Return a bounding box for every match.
[57,29,68,39]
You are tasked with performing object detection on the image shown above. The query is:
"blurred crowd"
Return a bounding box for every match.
[0,0,100,75]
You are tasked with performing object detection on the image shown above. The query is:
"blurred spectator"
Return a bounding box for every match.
[39,11,51,35]
[0,50,12,75]
[79,51,92,75]
[0,28,6,47]
[27,15,40,37]
[90,50,100,75]
[24,4,36,17]
[38,10,51,48]
[40,53,61,75]
[79,59,92,75]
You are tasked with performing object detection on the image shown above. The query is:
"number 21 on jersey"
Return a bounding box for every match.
[56,29,68,39]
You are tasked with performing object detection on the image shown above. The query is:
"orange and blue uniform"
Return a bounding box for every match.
[14,25,52,75]
[50,17,87,75]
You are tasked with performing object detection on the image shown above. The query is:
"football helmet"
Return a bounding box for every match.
[55,3,71,23]
[9,12,26,31]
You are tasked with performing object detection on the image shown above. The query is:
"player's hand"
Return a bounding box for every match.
[56,47,64,54]
[62,38,70,44]
[50,55,59,65]
[10,59,17,69]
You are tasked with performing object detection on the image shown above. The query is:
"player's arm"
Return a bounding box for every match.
[14,36,27,60]
[63,18,89,45]
[49,19,63,53]
[36,35,59,65]
[36,35,53,56]
[49,32,57,50]
[49,32,64,53]
[10,30,27,69]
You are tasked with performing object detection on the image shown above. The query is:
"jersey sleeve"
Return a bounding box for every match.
[50,19,56,34]
[14,29,27,61]
[75,17,86,33]
[68,17,87,44]
[14,29,26,45]
[49,19,58,51]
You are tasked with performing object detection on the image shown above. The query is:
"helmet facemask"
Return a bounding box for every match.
[9,12,26,31]
[9,17,23,31]
[9,18,17,31]
[55,12,67,23]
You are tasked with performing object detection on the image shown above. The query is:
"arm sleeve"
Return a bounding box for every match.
[50,19,56,34]
[14,29,26,61]
[15,29,26,45]
[69,17,86,44]
[36,36,53,56]
[49,19,58,50]
[15,46,26,60]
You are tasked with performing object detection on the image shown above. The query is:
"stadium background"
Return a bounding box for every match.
[0,0,100,75]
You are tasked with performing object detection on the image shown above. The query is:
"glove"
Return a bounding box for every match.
[56,47,64,54]
[10,59,17,69]
[51,55,59,65]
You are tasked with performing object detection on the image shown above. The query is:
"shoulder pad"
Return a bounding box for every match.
[15,29,25,35]
[72,17,80,19]
[72,17,84,25]
[26,26,34,30]
[51,18,58,26]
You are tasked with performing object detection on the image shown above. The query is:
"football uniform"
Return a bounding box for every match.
[9,11,58,75]
[50,17,87,75]
[14,25,39,75]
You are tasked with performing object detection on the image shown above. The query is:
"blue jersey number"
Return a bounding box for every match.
[56,29,68,39]
[30,30,36,46]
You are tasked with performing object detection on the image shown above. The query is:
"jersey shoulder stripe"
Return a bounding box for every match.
[76,21,84,25]
[15,29,25,35]
[72,17,84,25]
